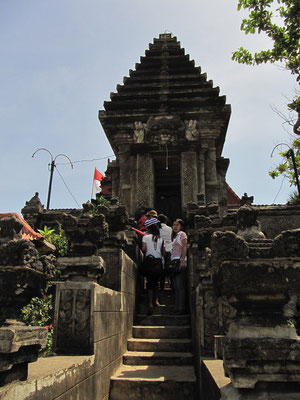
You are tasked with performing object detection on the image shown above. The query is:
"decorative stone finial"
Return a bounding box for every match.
[240,192,254,206]
[237,205,265,240]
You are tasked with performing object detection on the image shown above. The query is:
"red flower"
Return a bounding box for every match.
[45,324,53,330]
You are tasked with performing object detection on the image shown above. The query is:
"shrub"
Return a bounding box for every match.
[38,225,69,256]
[21,293,54,355]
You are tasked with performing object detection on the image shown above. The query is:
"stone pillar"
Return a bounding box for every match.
[205,145,219,203]
[106,160,120,200]
[198,149,206,199]
[217,157,229,217]
[118,145,132,211]
[135,154,154,210]
[181,151,198,209]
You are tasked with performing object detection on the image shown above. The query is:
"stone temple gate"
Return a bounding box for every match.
[99,33,231,220]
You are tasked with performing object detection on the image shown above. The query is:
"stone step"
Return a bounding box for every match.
[248,239,273,244]
[249,248,271,259]
[133,325,190,339]
[138,303,177,315]
[140,292,175,306]
[109,365,196,400]
[123,351,193,366]
[135,313,189,326]
[127,338,192,352]
[153,305,177,315]
[247,243,272,248]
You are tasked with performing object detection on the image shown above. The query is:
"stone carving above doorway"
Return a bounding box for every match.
[144,114,185,144]
[133,116,200,144]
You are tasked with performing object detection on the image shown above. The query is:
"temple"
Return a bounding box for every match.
[99,33,232,220]
[3,33,300,400]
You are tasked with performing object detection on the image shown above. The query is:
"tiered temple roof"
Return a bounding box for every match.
[99,33,231,157]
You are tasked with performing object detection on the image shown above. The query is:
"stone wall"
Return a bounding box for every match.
[0,249,137,400]
[256,205,300,238]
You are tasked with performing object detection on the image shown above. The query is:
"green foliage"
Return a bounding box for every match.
[232,0,300,81]
[269,138,300,185]
[21,295,53,326]
[37,225,55,242]
[288,96,300,113]
[89,195,112,214]
[21,294,54,355]
[235,0,300,190]
[95,195,111,208]
[38,225,69,256]
[287,190,300,204]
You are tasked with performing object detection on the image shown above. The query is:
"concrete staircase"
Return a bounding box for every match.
[109,286,196,399]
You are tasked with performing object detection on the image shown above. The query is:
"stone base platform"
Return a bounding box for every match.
[202,359,300,400]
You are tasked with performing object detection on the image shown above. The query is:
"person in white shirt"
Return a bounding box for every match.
[158,214,172,289]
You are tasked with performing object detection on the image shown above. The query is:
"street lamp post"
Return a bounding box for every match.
[32,148,73,210]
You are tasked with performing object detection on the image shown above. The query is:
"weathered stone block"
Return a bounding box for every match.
[94,287,121,312]
[0,323,47,386]
[271,229,300,257]
[98,248,122,291]
[57,255,105,282]
[211,231,248,267]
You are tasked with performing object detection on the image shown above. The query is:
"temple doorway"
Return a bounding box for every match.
[154,154,182,223]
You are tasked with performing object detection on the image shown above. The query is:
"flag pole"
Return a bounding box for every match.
[91,167,96,201]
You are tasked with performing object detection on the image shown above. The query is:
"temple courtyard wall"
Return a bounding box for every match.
[255,205,300,238]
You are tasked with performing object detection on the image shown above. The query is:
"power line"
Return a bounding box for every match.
[56,166,81,208]
[55,155,115,166]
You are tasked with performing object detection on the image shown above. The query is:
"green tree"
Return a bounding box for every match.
[232,0,300,122]
[232,0,300,80]
[233,0,300,199]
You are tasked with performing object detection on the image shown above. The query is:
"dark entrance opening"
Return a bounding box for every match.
[154,154,182,223]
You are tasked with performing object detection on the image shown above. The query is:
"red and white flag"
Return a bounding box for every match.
[91,168,104,198]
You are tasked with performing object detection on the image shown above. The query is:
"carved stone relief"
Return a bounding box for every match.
[56,287,92,354]
[200,288,236,353]
[133,121,146,143]
[185,120,198,140]
[203,289,219,349]
[181,152,198,206]
[145,114,185,144]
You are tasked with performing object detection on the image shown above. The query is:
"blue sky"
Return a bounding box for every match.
[0,0,297,213]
